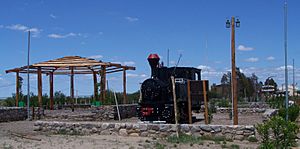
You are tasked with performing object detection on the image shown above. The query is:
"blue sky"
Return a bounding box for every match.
[0,0,299,97]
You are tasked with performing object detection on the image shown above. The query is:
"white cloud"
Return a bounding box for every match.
[238,45,254,51]
[48,32,78,39]
[123,61,135,66]
[276,65,293,71]
[111,61,135,66]
[6,24,28,31]
[245,57,259,62]
[0,25,4,28]
[50,14,57,19]
[5,24,41,37]
[125,16,139,22]
[266,56,275,61]
[98,32,103,35]
[88,55,103,59]
[127,73,147,78]
[197,65,211,71]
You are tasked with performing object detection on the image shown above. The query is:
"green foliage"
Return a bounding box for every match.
[217,99,230,108]
[230,144,240,149]
[256,116,299,148]
[278,104,300,122]
[267,97,285,109]
[102,90,140,105]
[154,142,165,149]
[247,136,258,142]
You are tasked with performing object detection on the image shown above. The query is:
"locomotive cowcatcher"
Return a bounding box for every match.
[137,54,208,123]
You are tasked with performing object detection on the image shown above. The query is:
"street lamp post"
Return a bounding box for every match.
[226,17,240,125]
[284,0,289,121]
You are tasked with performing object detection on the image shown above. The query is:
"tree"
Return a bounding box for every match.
[264,78,278,91]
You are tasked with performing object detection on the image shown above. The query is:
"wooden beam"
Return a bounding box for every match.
[123,68,127,104]
[203,80,209,124]
[187,80,192,124]
[93,71,98,101]
[106,69,123,74]
[100,65,106,102]
[171,76,179,137]
[16,72,19,107]
[70,67,75,111]
[49,72,54,110]
[37,67,42,108]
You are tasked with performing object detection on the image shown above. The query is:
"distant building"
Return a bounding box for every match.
[278,85,299,96]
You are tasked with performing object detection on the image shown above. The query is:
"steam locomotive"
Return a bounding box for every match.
[137,54,208,123]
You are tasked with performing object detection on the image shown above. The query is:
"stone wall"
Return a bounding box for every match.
[34,121,256,141]
[0,107,27,122]
[216,108,266,114]
[43,104,137,121]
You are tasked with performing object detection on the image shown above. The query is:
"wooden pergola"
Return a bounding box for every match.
[6,56,135,109]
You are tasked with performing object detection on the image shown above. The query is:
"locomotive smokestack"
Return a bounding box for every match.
[147,54,160,78]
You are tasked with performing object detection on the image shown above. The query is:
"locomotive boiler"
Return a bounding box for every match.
[137,54,208,123]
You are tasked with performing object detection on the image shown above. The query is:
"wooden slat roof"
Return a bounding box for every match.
[6,56,135,74]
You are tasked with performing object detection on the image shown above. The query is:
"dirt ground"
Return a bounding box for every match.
[0,121,261,149]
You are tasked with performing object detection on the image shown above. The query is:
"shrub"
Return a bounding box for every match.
[278,104,300,122]
[256,116,299,148]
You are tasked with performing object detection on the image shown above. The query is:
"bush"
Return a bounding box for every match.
[278,104,300,122]
[217,99,230,108]
[256,116,299,148]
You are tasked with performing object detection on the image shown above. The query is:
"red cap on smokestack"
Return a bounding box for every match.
[147,54,160,60]
[147,54,160,68]
[147,54,160,77]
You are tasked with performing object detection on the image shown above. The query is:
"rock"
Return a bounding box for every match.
[91,127,98,133]
[139,124,148,131]
[140,132,149,137]
[101,123,109,129]
[100,130,110,135]
[129,133,139,137]
[236,131,244,135]
[211,126,221,133]
[200,125,212,132]
[234,135,244,140]
[119,129,128,136]
[191,125,201,133]
[181,124,190,132]
[159,125,170,132]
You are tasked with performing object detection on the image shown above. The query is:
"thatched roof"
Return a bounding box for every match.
[6,56,135,75]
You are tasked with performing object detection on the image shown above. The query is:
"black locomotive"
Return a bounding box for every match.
[137,54,208,123]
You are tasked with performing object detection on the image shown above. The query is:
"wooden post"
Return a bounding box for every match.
[203,80,209,124]
[93,71,98,101]
[123,68,127,104]
[49,72,54,110]
[171,76,179,137]
[37,67,42,108]
[100,65,106,102]
[231,17,238,125]
[187,80,192,124]
[16,71,20,107]
[70,67,74,111]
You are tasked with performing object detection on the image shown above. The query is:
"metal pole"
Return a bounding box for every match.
[27,31,31,120]
[293,59,295,98]
[167,49,170,67]
[284,0,289,121]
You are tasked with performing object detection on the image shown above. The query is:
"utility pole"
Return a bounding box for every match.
[226,17,240,125]
[27,30,31,120]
